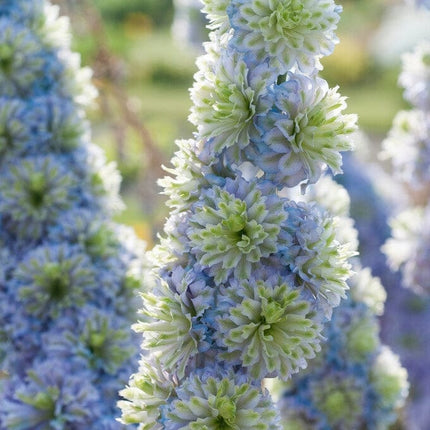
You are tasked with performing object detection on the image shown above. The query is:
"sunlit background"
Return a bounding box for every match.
[51,0,429,244]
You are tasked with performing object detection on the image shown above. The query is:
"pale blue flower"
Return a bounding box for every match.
[0,360,100,430]
[0,17,60,97]
[407,0,430,9]
[0,155,77,239]
[274,267,408,430]
[14,244,95,318]
[48,209,119,259]
[37,95,89,152]
[280,201,354,314]
[0,97,36,158]
[43,306,135,375]
[253,73,357,188]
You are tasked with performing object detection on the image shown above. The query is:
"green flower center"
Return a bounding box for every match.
[270,1,304,34]
[47,276,68,300]
[43,264,69,301]
[19,389,58,417]
[422,53,430,67]
[0,128,13,151]
[84,227,114,258]
[237,222,267,254]
[323,390,348,422]
[224,211,247,235]
[214,396,237,428]
[216,82,255,126]
[88,332,105,354]
[347,320,378,359]
[400,118,411,133]
[221,200,268,254]
[261,297,285,325]
[27,174,48,208]
[314,382,362,427]
[0,44,13,74]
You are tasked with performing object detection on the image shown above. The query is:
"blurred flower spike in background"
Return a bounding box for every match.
[0,1,146,428]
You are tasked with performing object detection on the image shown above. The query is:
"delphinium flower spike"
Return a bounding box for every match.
[381,19,430,294]
[120,0,358,428]
[378,3,430,427]
[0,1,146,428]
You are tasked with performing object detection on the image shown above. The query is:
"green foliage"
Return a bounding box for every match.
[94,0,174,27]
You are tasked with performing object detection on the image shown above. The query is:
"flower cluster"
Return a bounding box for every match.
[120,0,358,428]
[0,1,145,428]
[381,22,430,294]
[269,177,409,430]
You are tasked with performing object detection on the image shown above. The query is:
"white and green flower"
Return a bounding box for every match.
[345,312,380,362]
[229,0,341,72]
[159,139,206,213]
[188,176,286,284]
[399,41,430,110]
[134,274,212,378]
[119,359,175,430]
[190,49,274,161]
[218,276,322,380]
[201,0,230,32]
[165,371,280,429]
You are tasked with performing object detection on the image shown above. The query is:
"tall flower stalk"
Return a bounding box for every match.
[378,2,430,427]
[120,0,359,427]
[0,1,145,428]
[381,13,430,295]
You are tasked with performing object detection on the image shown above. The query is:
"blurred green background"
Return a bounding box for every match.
[54,0,427,245]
